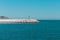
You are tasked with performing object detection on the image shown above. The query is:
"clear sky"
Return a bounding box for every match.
[0,0,59,20]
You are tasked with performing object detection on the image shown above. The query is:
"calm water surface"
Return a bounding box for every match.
[0,20,60,40]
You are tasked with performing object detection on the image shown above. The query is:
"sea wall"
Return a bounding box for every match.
[0,19,39,23]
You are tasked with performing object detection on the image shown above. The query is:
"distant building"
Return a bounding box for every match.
[0,16,9,19]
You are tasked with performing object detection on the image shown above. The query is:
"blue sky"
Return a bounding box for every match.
[0,0,59,20]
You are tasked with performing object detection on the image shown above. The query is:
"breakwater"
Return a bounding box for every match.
[0,19,39,23]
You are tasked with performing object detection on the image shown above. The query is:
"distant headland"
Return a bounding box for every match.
[0,16,9,19]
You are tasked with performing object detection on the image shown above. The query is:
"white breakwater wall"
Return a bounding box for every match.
[0,19,39,23]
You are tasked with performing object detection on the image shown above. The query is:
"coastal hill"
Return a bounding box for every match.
[0,16,9,19]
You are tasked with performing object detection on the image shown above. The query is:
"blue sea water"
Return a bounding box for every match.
[0,20,60,40]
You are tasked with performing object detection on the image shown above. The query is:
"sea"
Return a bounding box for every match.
[0,20,60,40]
